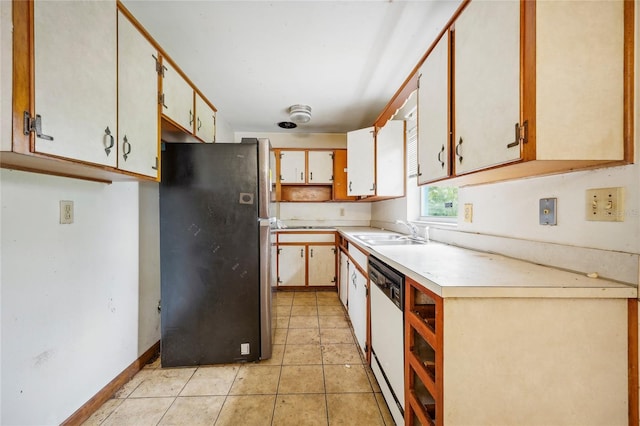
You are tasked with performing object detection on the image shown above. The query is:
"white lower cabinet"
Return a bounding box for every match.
[277,245,306,287]
[339,251,349,307]
[276,233,336,288]
[308,245,336,286]
[348,265,368,355]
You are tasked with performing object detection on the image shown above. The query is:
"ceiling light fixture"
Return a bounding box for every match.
[288,104,312,124]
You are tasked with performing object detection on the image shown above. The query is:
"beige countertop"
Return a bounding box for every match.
[336,227,636,299]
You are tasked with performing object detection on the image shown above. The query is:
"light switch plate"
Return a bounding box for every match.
[539,198,557,225]
[586,187,625,222]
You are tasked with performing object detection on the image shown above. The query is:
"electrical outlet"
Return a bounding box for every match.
[586,187,624,222]
[539,198,557,225]
[60,200,74,224]
[463,203,473,223]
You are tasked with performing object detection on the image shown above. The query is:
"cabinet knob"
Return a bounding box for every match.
[437,144,445,168]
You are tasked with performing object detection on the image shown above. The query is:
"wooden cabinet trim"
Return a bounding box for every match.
[629,299,639,426]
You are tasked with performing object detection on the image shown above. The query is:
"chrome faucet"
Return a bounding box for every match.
[395,220,419,239]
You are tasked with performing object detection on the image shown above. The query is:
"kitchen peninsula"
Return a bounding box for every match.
[337,227,636,426]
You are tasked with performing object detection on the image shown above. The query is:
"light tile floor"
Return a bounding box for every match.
[83,290,395,426]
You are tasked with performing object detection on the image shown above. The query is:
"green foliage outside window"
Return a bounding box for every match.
[421,187,458,217]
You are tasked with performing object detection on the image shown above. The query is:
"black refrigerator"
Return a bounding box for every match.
[159,139,275,367]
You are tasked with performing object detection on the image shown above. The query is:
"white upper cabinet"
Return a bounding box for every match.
[279,150,306,183]
[307,151,334,184]
[453,0,520,175]
[33,0,117,167]
[117,11,158,178]
[534,0,624,161]
[195,93,215,143]
[162,60,194,133]
[417,31,450,185]
[375,120,405,197]
[347,126,375,196]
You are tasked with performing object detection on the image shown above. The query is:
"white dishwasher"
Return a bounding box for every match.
[369,256,404,426]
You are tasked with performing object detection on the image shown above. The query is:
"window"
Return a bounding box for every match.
[420,186,458,219]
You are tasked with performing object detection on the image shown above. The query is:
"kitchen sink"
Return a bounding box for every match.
[354,234,427,246]
[354,234,407,241]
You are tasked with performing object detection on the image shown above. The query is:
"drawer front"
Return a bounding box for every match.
[278,233,335,243]
[348,244,368,271]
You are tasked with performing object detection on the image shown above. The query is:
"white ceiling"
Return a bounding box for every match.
[122,0,462,135]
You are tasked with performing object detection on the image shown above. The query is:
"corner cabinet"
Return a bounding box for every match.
[415,0,633,186]
[117,11,159,178]
[32,0,117,167]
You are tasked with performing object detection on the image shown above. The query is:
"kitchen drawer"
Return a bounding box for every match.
[278,233,335,243]
[348,244,368,271]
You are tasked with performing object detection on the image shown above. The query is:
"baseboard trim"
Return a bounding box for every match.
[61,340,160,426]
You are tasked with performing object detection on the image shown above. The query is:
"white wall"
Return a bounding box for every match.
[214,110,235,143]
[236,131,347,148]
[138,182,161,355]
[279,202,371,227]
[0,170,145,425]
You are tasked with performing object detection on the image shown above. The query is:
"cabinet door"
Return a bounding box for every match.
[279,151,306,184]
[308,245,336,286]
[162,60,194,132]
[348,267,367,354]
[347,127,375,196]
[195,93,215,143]
[418,31,450,184]
[339,252,349,307]
[453,0,520,175]
[33,0,117,167]
[375,120,405,197]
[117,11,158,178]
[277,245,306,287]
[307,151,334,184]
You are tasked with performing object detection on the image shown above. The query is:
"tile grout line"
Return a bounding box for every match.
[153,365,198,426]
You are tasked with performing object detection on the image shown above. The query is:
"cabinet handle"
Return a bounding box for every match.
[349,181,352,192]
[417,164,422,177]
[507,123,520,149]
[455,137,463,163]
[197,117,202,131]
[369,183,375,191]
[300,248,304,258]
[310,248,314,258]
[104,126,114,156]
[152,157,158,170]
[189,110,193,126]
[310,172,313,181]
[437,144,445,168]
[300,172,304,181]
[122,135,131,161]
